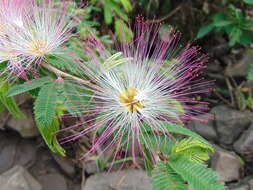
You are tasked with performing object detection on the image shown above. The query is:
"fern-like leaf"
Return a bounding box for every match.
[0,80,25,118]
[34,83,57,127]
[152,161,187,190]
[171,137,214,163]
[34,83,65,155]
[38,117,66,156]
[46,54,81,76]
[169,156,225,190]
[7,76,52,97]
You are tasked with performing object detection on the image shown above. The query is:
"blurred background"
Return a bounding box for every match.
[1,0,253,190]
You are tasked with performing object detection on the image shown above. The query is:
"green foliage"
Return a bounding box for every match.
[151,137,224,190]
[115,20,134,43]
[7,77,52,97]
[90,0,133,42]
[243,0,253,5]
[0,2,227,190]
[38,117,66,156]
[34,83,65,155]
[161,122,209,144]
[197,4,253,46]
[152,161,187,190]
[34,84,58,127]
[171,137,214,163]
[0,80,25,118]
[46,54,81,75]
[62,80,93,115]
[169,156,225,190]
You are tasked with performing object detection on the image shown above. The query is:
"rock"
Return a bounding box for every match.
[230,184,250,190]
[225,53,252,77]
[0,109,11,129]
[0,131,37,174]
[211,147,244,182]
[235,185,249,190]
[83,169,151,190]
[188,115,217,141]
[6,108,39,138]
[0,132,19,174]
[52,153,75,177]
[234,124,253,161]
[37,173,68,190]
[84,160,98,175]
[0,165,42,190]
[211,105,252,145]
[29,149,59,176]
[247,177,253,190]
[14,139,37,167]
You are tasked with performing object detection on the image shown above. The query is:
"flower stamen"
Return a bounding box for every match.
[29,38,48,56]
[119,86,144,113]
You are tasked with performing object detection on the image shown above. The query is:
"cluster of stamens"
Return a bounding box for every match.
[119,86,144,113]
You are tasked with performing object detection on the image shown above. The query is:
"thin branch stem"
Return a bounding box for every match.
[41,62,90,85]
[147,6,182,24]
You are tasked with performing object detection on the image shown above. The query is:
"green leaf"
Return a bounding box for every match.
[213,20,233,27]
[239,31,253,45]
[108,0,128,21]
[152,161,187,190]
[115,20,133,43]
[228,27,242,46]
[197,23,215,38]
[46,54,80,76]
[243,0,253,5]
[104,4,113,24]
[63,81,93,116]
[169,156,225,190]
[140,132,174,155]
[0,102,5,113]
[160,122,209,144]
[34,83,58,127]
[120,0,133,12]
[38,117,66,156]
[7,77,52,97]
[0,81,25,118]
[212,13,229,24]
[34,83,65,155]
[171,137,214,163]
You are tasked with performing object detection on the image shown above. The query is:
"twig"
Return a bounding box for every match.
[213,90,233,107]
[147,6,182,23]
[41,62,90,85]
[225,77,235,107]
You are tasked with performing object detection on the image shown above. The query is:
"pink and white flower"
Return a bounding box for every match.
[61,18,213,163]
[0,0,74,78]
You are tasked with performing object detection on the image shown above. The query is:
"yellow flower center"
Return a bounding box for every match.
[119,86,144,113]
[29,39,48,56]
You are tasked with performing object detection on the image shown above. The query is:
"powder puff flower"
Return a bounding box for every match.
[61,18,212,162]
[0,0,31,33]
[0,0,74,79]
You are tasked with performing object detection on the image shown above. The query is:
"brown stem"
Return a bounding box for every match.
[147,6,182,24]
[41,62,90,85]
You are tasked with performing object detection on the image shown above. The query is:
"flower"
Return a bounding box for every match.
[0,0,30,33]
[62,18,212,163]
[0,0,74,79]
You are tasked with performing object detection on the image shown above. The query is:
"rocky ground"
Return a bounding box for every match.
[1,3,253,189]
[0,91,253,190]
